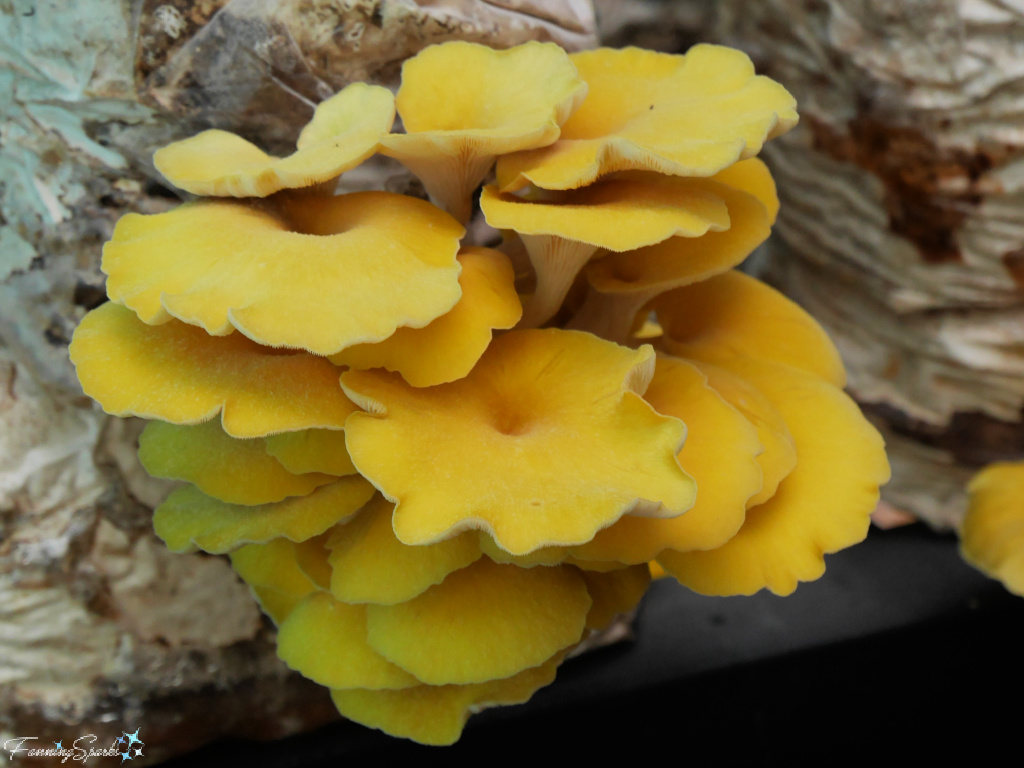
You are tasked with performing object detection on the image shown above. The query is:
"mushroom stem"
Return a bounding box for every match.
[517,235,600,328]
[384,141,496,225]
[566,285,656,346]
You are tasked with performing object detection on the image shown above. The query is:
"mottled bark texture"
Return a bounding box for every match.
[0,0,596,759]
[598,0,1024,529]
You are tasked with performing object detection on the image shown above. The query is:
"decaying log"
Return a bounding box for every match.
[0,0,596,758]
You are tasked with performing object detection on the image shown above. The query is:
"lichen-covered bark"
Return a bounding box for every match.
[597,0,1024,529]
[0,0,596,757]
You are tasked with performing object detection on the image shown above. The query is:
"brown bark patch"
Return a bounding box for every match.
[135,0,230,85]
[807,115,997,264]
[1001,249,1024,291]
[865,402,1024,467]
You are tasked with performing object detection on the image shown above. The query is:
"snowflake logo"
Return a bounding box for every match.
[115,729,144,762]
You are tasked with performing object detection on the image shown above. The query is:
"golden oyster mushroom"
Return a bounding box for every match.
[380,41,587,222]
[497,44,797,192]
[961,462,1024,596]
[341,329,695,555]
[102,192,465,356]
[154,83,395,197]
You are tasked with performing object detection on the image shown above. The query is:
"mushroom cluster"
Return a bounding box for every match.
[69,41,890,745]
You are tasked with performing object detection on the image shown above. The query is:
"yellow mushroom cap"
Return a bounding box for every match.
[380,41,587,221]
[329,655,561,747]
[153,83,395,197]
[392,41,584,139]
[496,44,798,192]
[138,420,335,505]
[69,303,356,438]
[480,357,799,568]
[153,475,375,554]
[692,360,797,509]
[102,192,464,356]
[230,539,321,625]
[330,247,522,387]
[327,495,483,606]
[569,161,776,342]
[584,166,774,297]
[479,175,730,252]
[341,329,695,555]
[961,462,1024,596]
[278,592,421,691]
[569,355,763,565]
[654,269,847,387]
[657,358,890,596]
[364,558,590,685]
[231,539,320,598]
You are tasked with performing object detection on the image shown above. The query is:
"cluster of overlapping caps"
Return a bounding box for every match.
[69,41,891,744]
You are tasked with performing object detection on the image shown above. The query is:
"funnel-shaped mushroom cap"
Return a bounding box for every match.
[654,269,846,387]
[69,304,356,438]
[138,420,335,505]
[278,592,421,690]
[364,558,590,685]
[153,83,395,197]
[154,475,375,554]
[496,44,798,192]
[380,41,587,221]
[264,429,356,477]
[961,462,1024,596]
[330,248,522,387]
[329,655,561,747]
[341,329,695,555]
[481,359,798,567]
[657,359,890,596]
[102,193,464,355]
[570,356,762,565]
[327,495,483,606]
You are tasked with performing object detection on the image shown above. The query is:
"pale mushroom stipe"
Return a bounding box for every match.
[69,40,890,746]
